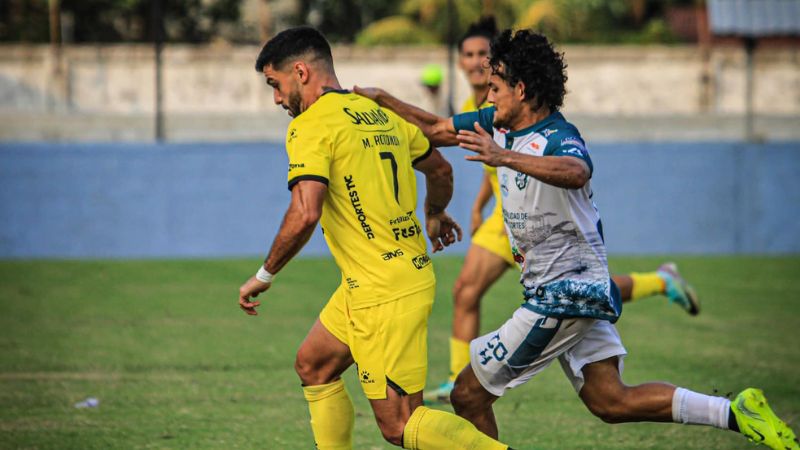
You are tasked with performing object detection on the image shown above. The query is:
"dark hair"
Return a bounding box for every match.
[458,16,497,51]
[489,29,567,112]
[255,26,333,72]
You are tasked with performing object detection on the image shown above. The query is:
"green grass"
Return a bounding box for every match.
[1,256,798,449]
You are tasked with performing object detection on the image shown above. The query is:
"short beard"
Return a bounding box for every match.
[287,89,302,117]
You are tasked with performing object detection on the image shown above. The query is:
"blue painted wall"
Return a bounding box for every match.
[1,141,798,258]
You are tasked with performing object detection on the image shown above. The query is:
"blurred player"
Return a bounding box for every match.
[356,29,798,450]
[237,27,511,450]
[422,16,700,403]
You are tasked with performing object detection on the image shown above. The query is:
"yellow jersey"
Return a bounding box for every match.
[286,90,435,309]
[461,96,501,216]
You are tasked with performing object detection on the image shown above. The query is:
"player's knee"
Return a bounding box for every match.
[583,391,629,424]
[452,277,480,310]
[450,378,477,414]
[294,352,325,385]
[375,417,406,446]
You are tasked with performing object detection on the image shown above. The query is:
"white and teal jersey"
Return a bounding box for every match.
[453,107,621,322]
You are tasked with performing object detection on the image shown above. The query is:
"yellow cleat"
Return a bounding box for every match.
[732,388,799,450]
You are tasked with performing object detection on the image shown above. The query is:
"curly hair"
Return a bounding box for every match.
[489,29,567,112]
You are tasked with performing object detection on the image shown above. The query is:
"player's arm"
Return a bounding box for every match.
[413,148,463,252]
[457,122,590,189]
[238,180,326,315]
[354,86,459,147]
[470,172,493,235]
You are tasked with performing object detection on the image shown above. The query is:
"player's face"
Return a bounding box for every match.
[458,36,491,88]
[263,64,302,118]
[487,69,522,129]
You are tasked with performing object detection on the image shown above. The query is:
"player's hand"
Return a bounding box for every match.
[238,275,271,316]
[425,212,463,253]
[470,209,484,236]
[457,122,507,167]
[353,86,386,103]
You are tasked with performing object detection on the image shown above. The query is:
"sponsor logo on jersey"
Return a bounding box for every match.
[543,128,558,137]
[360,370,375,384]
[515,172,529,190]
[560,137,586,151]
[346,277,359,289]
[344,175,375,240]
[288,163,305,172]
[388,212,414,226]
[500,173,509,197]
[343,107,390,126]
[381,248,404,261]
[530,142,540,150]
[392,223,422,241]
[412,253,431,269]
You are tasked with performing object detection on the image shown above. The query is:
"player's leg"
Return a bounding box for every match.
[450,363,501,438]
[428,245,508,399]
[451,306,597,438]
[571,324,798,450]
[613,263,700,315]
[427,220,512,403]
[356,288,509,449]
[295,289,356,450]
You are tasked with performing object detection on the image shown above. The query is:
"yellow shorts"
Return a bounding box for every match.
[319,284,435,400]
[471,208,516,266]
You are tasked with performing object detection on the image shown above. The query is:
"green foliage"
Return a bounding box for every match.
[0,0,243,43]
[0,256,798,448]
[356,15,437,46]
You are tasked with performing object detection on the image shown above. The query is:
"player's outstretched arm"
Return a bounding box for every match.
[413,147,463,252]
[353,86,459,147]
[238,180,326,315]
[458,122,590,189]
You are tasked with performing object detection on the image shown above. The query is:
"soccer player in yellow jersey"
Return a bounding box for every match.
[237,27,511,450]
[421,16,701,403]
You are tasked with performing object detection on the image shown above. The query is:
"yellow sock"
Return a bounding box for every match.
[630,272,666,301]
[302,379,354,450]
[402,406,508,450]
[449,337,471,382]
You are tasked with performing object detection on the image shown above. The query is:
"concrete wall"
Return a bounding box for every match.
[0,43,798,116]
[1,141,798,258]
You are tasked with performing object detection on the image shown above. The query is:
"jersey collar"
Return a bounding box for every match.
[505,111,564,138]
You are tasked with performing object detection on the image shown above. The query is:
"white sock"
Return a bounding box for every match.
[672,387,731,429]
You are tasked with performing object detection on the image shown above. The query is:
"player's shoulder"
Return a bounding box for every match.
[541,113,585,151]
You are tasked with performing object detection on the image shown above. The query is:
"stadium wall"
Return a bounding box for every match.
[1,142,798,258]
[1,44,798,142]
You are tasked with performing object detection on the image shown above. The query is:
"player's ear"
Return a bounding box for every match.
[515,81,526,101]
[294,61,310,84]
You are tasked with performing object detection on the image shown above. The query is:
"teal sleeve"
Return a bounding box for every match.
[452,106,495,136]
[543,129,593,175]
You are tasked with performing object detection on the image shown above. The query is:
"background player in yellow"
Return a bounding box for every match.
[414,16,702,403]
[237,27,510,450]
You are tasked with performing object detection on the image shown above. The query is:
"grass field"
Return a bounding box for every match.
[1,256,798,449]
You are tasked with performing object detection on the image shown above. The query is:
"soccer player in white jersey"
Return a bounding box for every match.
[425,15,700,405]
[356,29,797,450]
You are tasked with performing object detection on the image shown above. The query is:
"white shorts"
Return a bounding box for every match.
[470,306,627,397]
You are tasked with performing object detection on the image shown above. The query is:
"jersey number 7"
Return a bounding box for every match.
[380,152,399,204]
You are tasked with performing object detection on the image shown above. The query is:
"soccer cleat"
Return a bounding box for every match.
[731,388,799,450]
[657,262,701,315]
[423,380,454,405]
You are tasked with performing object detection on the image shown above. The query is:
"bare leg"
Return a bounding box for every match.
[369,389,424,446]
[295,319,354,385]
[579,356,675,423]
[450,364,501,438]
[612,274,634,303]
[452,244,509,343]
